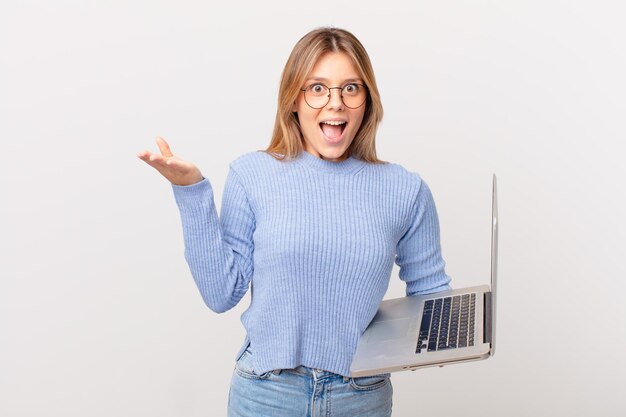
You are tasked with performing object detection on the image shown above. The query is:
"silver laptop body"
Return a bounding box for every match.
[350,175,498,377]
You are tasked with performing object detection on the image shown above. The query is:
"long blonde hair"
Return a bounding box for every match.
[265,27,385,163]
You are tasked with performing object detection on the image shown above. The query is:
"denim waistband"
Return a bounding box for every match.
[276,364,348,382]
[242,345,350,382]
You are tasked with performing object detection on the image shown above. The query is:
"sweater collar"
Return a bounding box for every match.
[296,150,366,175]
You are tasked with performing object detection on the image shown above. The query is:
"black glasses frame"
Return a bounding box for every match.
[300,83,368,109]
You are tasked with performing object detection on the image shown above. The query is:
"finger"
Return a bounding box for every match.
[156,136,174,157]
[140,152,174,174]
[163,157,190,172]
[145,152,190,172]
[138,149,169,163]
[138,151,166,167]
[149,153,168,164]
[137,150,152,159]
[167,158,194,174]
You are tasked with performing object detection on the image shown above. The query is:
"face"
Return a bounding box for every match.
[293,52,366,162]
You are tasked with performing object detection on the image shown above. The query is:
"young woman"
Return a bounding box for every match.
[138,27,451,417]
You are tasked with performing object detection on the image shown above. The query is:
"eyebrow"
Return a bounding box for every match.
[305,77,363,84]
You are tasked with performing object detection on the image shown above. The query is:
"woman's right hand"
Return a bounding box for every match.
[137,137,204,186]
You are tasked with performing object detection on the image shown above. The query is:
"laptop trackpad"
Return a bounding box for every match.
[365,318,411,342]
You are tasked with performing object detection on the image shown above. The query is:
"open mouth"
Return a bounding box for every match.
[319,120,347,141]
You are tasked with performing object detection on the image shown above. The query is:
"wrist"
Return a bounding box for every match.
[172,172,204,186]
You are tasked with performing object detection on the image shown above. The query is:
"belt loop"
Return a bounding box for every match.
[343,376,349,383]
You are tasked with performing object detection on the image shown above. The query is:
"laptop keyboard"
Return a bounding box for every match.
[416,293,476,354]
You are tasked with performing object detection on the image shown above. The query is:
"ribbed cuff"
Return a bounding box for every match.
[172,178,214,207]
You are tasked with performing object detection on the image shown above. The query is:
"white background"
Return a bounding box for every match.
[1,1,625,416]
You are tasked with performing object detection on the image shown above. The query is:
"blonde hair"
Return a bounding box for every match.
[265,27,385,163]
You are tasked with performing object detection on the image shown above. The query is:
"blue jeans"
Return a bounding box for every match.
[227,347,393,417]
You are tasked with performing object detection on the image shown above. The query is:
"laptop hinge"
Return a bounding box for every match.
[483,292,492,344]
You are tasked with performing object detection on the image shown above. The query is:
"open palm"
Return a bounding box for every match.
[137,137,203,186]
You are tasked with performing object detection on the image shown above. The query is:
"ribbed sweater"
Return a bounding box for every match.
[172,150,451,377]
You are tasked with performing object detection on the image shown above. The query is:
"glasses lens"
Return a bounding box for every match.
[341,84,366,109]
[304,84,329,109]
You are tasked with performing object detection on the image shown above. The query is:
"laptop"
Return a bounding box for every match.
[350,174,498,377]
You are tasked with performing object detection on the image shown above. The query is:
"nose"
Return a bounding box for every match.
[326,87,344,110]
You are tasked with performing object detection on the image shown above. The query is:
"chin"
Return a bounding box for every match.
[319,138,354,161]
[319,147,350,161]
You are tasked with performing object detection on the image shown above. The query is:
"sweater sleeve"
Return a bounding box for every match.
[172,168,255,313]
[395,178,452,296]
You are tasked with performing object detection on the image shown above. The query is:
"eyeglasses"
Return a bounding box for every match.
[300,82,367,109]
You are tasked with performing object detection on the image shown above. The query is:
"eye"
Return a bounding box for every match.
[343,83,360,95]
[309,83,327,95]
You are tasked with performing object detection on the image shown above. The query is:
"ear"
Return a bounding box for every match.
[291,101,297,113]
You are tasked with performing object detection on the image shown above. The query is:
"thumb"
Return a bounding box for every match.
[156,136,174,157]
